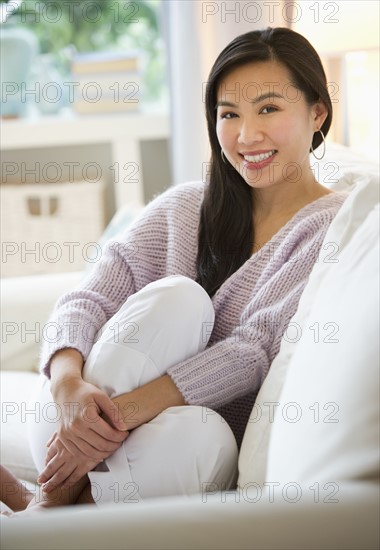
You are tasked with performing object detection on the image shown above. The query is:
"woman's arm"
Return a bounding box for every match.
[36,183,204,491]
[111,374,186,429]
[36,184,204,493]
[40,182,203,379]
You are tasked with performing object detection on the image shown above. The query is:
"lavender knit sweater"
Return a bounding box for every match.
[41,181,347,446]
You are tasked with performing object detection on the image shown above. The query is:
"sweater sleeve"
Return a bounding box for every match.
[39,182,204,376]
[166,216,335,409]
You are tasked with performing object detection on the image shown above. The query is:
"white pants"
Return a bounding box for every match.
[28,276,238,505]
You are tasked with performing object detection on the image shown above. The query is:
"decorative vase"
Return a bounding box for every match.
[0,24,38,118]
[30,53,67,116]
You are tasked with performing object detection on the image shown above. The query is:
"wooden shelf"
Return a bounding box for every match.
[1,111,170,209]
[1,111,170,149]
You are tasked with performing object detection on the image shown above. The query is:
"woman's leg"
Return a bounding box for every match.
[28,276,238,506]
[82,275,216,398]
[83,276,238,504]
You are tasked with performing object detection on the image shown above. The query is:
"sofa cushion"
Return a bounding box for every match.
[238,171,379,488]
[0,271,84,373]
[266,201,379,484]
[0,371,40,482]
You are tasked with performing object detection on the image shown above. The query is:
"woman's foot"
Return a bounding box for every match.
[0,465,34,513]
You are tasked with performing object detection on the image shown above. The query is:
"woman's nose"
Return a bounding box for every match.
[237,119,264,145]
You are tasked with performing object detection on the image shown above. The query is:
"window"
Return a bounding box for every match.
[292,0,379,162]
[1,0,168,115]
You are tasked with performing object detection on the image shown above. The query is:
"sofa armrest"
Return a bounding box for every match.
[0,271,84,373]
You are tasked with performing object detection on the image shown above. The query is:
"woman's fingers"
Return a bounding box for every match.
[39,430,128,486]
[42,462,80,493]
[62,429,126,461]
[44,441,58,466]
[95,392,128,432]
[39,443,92,490]
[45,432,57,448]
[41,453,99,493]
[38,451,71,486]
[58,391,128,446]
[45,380,129,480]
[69,411,128,444]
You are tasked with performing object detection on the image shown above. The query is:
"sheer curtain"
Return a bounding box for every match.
[163,1,288,185]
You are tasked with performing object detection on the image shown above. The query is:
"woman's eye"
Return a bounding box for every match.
[220,112,238,119]
[261,105,278,114]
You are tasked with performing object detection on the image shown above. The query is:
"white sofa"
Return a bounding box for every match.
[1,144,379,549]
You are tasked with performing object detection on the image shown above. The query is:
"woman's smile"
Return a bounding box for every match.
[240,149,278,170]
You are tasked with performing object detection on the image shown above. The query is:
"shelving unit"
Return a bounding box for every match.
[1,111,171,277]
[1,111,171,210]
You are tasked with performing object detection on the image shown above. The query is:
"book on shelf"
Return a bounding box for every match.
[72,51,139,75]
[75,73,140,92]
[71,50,141,115]
[74,96,140,115]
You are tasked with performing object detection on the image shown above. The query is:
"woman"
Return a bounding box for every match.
[13,27,347,513]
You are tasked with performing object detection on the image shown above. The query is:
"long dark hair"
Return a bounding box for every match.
[196,27,332,297]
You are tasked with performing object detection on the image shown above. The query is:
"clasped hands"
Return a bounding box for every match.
[38,367,185,493]
[37,379,132,493]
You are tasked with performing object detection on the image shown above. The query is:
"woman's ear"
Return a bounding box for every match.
[312,100,328,130]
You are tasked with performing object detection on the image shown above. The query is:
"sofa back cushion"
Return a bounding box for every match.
[238,162,379,488]
[266,199,379,485]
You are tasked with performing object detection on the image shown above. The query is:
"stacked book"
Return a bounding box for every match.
[71,51,141,115]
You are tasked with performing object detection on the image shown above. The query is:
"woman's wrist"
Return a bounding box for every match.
[49,348,84,397]
[112,374,186,430]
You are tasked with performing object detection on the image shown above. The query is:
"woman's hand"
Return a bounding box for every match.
[38,377,129,489]
[38,349,129,489]
[52,377,128,455]
[38,434,102,493]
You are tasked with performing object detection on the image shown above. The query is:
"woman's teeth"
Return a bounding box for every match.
[244,150,276,163]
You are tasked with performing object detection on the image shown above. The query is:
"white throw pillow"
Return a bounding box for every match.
[238,172,379,488]
[266,201,379,484]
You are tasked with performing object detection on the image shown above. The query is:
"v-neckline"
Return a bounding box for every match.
[250,192,337,260]
[212,191,344,301]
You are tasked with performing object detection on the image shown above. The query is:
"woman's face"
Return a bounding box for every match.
[216,60,327,190]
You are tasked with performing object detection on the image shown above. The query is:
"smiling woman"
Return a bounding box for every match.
[198,27,335,295]
[4,27,349,516]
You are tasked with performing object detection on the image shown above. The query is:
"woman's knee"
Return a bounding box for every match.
[127,275,214,330]
[127,276,215,358]
[83,276,215,394]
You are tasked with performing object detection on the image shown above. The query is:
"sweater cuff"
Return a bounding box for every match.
[39,313,100,377]
[40,341,89,378]
[167,340,267,410]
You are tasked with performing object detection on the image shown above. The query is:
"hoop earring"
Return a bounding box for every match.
[221,149,227,164]
[310,129,326,160]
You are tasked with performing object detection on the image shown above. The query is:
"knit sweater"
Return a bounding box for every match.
[40,181,347,447]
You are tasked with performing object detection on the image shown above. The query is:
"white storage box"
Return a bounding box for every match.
[1,180,105,277]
